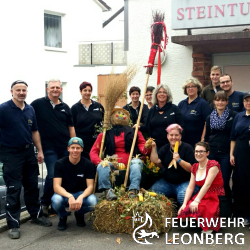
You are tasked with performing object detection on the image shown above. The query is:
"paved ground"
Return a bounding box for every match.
[0,213,249,250]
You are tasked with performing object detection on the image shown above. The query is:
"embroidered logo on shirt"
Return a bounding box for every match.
[170,112,175,115]
[164,116,167,118]
[93,108,99,111]
[77,174,84,177]
[61,109,65,112]
[28,119,33,126]
[190,110,197,115]
[232,102,239,107]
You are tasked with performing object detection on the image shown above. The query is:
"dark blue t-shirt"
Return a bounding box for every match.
[231,111,250,140]
[178,97,211,148]
[228,91,244,113]
[0,100,38,147]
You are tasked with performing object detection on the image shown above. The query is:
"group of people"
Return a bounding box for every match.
[0,64,249,239]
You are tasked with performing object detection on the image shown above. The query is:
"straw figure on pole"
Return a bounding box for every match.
[93,66,138,193]
[123,11,168,189]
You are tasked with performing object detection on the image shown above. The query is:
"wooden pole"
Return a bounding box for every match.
[93,127,107,193]
[124,73,150,188]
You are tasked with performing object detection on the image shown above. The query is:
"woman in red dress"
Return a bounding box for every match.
[178,141,225,233]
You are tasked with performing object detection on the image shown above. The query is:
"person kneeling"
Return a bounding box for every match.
[90,108,149,200]
[51,137,98,231]
[178,141,225,234]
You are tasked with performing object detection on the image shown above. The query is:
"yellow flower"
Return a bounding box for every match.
[156,167,160,171]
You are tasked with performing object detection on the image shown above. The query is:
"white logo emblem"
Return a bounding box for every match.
[164,116,167,118]
[77,174,84,177]
[93,108,99,111]
[61,109,65,112]
[170,112,175,115]
[132,212,159,245]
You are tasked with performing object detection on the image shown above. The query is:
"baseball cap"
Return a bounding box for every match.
[11,80,28,88]
[68,137,84,148]
[243,91,250,100]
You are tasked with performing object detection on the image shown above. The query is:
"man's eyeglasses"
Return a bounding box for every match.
[145,94,152,97]
[194,150,207,154]
[220,80,231,84]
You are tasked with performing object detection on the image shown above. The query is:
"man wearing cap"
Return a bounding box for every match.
[31,79,76,216]
[0,80,52,239]
[219,74,245,113]
[51,137,97,231]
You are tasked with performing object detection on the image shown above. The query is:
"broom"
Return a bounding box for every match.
[124,11,167,189]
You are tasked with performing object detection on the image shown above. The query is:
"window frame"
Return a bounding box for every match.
[44,10,67,52]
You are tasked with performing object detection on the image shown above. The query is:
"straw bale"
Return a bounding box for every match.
[93,190,175,235]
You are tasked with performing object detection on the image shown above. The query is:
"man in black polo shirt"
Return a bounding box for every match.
[51,137,97,231]
[0,80,52,239]
[219,74,245,113]
[31,79,76,216]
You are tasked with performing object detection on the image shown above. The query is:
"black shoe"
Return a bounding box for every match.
[30,216,52,227]
[128,189,139,198]
[74,212,86,227]
[8,228,20,239]
[57,216,67,231]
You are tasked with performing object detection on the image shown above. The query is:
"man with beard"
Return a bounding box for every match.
[219,74,244,113]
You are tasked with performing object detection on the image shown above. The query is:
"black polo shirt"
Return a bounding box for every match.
[54,156,95,193]
[0,100,38,147]
[231,111,250,140]
[123,102,148,125]
[227,91,244,113]
[158,142,196,184]
[71,100,104,140]
[31,97,73,152]
[178,97,211,148]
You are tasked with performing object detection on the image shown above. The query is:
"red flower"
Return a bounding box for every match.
[125,216,131,220]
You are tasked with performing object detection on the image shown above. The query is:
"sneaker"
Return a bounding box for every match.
[244,218,250,226]
[8,228,20,239]
[30,216,52,227]
[42,205,49,217]
[105,189,117,201]
[74,212,86,227]
[57,216,67,231]
[128,189,139,198]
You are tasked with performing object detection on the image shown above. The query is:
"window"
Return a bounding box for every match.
[44,13,62,48]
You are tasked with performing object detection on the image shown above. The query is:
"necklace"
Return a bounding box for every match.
[199,159,208,170]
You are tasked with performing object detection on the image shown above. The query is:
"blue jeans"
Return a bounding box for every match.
[51,192,98,218]
[208,150,232,204]
[151,179,200,205]
[97,158,143,191]
[41,149,68,206]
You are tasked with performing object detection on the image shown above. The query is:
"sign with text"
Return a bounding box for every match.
[172,0,250,29]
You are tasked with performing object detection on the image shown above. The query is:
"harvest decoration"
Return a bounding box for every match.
[93,66,138,193]
[168,141,179,169]
[142,156,161,176]
[93,187,174,235]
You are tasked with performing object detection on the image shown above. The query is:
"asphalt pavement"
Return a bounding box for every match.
[0,212,249,250]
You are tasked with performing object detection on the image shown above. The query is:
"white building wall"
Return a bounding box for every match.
[127,0,249,105]
[0,0,125,107]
